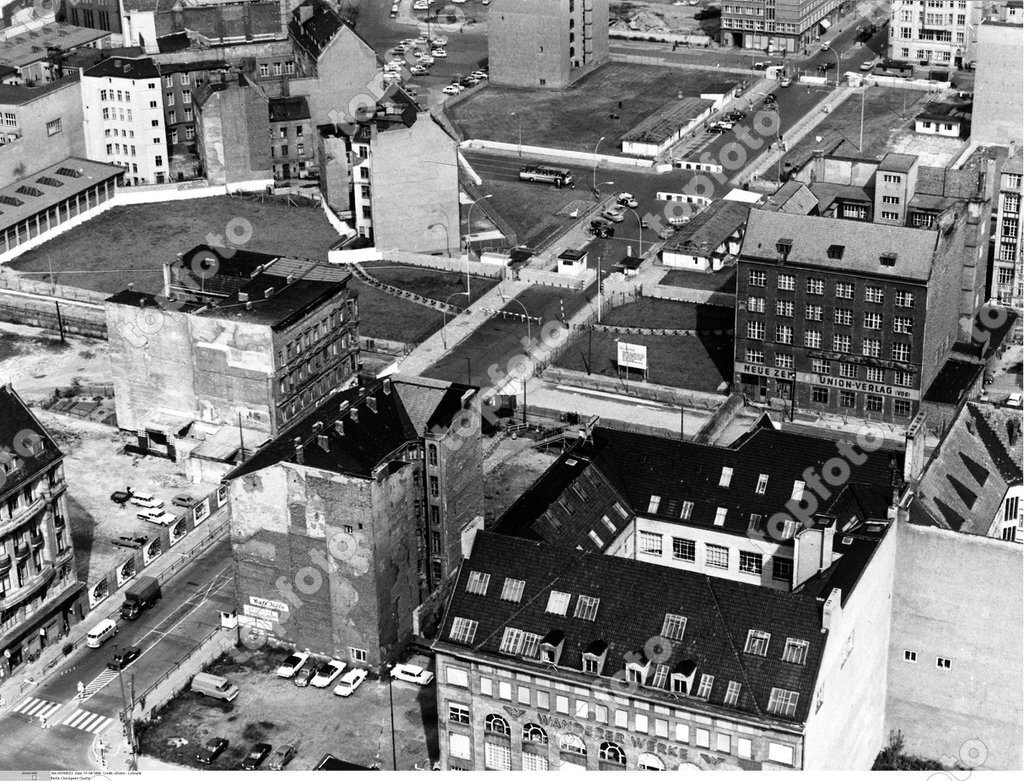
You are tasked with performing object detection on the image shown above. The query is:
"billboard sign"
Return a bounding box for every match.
[617,342,648,371]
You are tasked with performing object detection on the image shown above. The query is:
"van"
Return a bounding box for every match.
[86,618,118,648]
[191,672,240,702]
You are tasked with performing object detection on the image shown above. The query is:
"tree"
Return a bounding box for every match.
[872,730,945,771]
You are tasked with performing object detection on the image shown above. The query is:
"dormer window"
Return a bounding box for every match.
[755,473,769,494]
[680,501,693,519]
[719,467,733,487]
[500,578,525,602]
[714,507,728,526]
[661,613,687,641]
[827,244,845,259]
[880,252,897,267]
[545,590,571,615]
[582,640,608,675]
[500,627,524,655]
[465,571,490,596]
[647,495,661,514]
[744,629,771,656]
[695,673,714,700]
[625,656,651,685]
[776,238,793,259]
[670,660,697,695]
[539,629,565,665]
[791,480,805,500]
[574,594,600,621]
[449,617,478,645]
[782,638,810,665]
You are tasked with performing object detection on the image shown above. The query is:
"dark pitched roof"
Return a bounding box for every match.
[0,385,63,502]
[878,153,917,173]
[289,0,373,61]
[661,200,749,256]
[269,96,310,122]
[438,532,828,725]
[923,358,982,404]
[83,56,160,80]
[762,181,818,215]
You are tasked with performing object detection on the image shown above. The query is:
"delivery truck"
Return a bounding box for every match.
[121,575,161,620]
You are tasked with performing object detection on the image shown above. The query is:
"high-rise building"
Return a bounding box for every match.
[971,17,1024,148]
[720,0,842,54]
[887,0,983,69]
[991,149,1023,307]
[489,0,609,89]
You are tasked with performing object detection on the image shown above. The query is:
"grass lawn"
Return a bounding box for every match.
[367,265,497,304]
[554,330,733,393]
[478,178,594,249]
[450,62,738,153]
[9,196,340,295]
[602,298,733,330]
[660,266,736,293]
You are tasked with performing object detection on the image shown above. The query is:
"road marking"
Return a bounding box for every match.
[13,697,62,719]
[552,384,676,408]
[62,709,114,734]
[77,668,119,702]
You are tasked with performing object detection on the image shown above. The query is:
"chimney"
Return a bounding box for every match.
[339,400,350,414]
[293,436,304,464]
[333,420,345,436]
[1008,417,1020,448]
[350,408,359,423]
[264,287,275,298]
[317,433,329,452]
[366,396,377,413]
[245,302,253,310]
[461,514,485,559]
[382,377,391,395]
[312,420,323,434]
[821,588,842,632]
[903,410,927,484]
[238,292,250,302]
[793,515,835,587]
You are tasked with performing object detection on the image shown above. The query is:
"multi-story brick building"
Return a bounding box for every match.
[720,0,842,54]
[225,374,483,667]
[105,245,359,454]
[61,0,122,40]
[0,74,85,186]
[269,95,314,182]
[118,0,284,52]
[434,526,900,771]
[887,0,983,69]
[489,0,609,89]
[991,149,1023,307]
[734,207,977,424]
[193,70,272,187]
[80,55,167,185]
[0,385,84,679]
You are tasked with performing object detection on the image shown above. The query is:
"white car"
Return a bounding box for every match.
[410,65,429,75]
[1007,392,1023,409]
[412,0,429,9]
[431,34,448,45]
[391,663,435,685]
[311,659,346,688]
[471,70,488,79]
[276,651,310,679]
[417,55,435,65]
[601,205,627,222]
[139,509,176,526]
[431,49,448,58]
[442,84,462,95]
[130,495,164,509]
[617,192,638,208]
[333,668,368,697]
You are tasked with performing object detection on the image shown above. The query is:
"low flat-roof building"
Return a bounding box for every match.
[0,23,110,85]
[620,97,714,158]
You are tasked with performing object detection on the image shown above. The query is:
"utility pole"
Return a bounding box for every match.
[114,644,138,770]
[859,86,866,151]
[54,301,65,343]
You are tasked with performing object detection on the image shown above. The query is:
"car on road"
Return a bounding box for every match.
[110,489,133,504]
[656,225,676,239]
[196,737,229,765]
[311,659,346,688]
[391,663,435,685]
[241,742,273,770]
[780,76,792,87]
[107,645,142,670]
[762,95,777,108]
[588,219,614,238]
[442,84,462,95]
[601,204,627,222]
[138,508,177,526]
[708,121,733,133]
[461,76,480,87]
[417,55,435,65]
[859,61,875,71]
[724,110,746,122]
[171,493,196,508]
[267,744,297,770]
[413,0,429,9]
[472,70,488,79]
[617,192,638,208]
[431,49,448,58]
[390,4,398,18]
[1007,392,1023,409]
[410,64,429,75]
[333,668,368,697]
[276,651,309,679]
[817,62,835,72]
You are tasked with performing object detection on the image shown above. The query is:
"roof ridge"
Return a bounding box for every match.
[703,577,764,718]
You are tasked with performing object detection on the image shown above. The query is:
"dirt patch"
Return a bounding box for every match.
[602,298,733,330]
[484,443,559,522]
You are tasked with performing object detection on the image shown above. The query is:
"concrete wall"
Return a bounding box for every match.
[0,77,85,187]
[370,114,459,254]
[884,521,1023,771]
[292,26,380,127]
[972,24,1023,147]
[433,395,484,580]
[196,81,272,187]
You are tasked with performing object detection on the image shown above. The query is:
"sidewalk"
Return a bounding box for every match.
[0,514,229,703]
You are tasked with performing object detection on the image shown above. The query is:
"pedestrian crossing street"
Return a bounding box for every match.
[79,668,119,700]
[13,696,62,721]
[61,708,115,734]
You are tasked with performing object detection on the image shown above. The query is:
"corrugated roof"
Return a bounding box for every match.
[621,97,713,145]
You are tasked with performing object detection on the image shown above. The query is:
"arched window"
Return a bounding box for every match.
[638,752,665,771]
[559,733,587,755]
[484,713,510,736]
[523,723,548,743]
[599,741,626,765]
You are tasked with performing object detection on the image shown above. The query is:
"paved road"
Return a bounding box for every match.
[0,539,235,771]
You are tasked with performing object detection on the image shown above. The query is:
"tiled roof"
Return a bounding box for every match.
[438,532,828,725]
[661,200,749,256]
[911,403,1022,535]
[289,0,373,61]
[740,210,939,282]
[763,181,818,215]
[878,153,917,173]
[84,56,161,80]
[0,385,63,503]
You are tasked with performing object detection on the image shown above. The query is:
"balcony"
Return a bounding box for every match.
[0,552,10,575]
[0,563,54,613]
[14,542,30,561]
[0,494,46,537]
[30,532,44,550]
[54,514,66,529]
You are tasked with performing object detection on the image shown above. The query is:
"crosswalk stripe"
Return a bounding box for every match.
[62,709,114,734]
[13,697,61,719]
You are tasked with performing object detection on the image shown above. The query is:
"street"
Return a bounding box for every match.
[0,539,235,771]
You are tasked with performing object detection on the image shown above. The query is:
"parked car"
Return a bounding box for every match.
[417,55,435,65]
[293,665,317,687]
[431,49,448,58]
[138,509,177,526]
[311,659,346,688]
[130,493,163,509]
[817,62,835,71]
[413,0,429,9]
[616,192,639,208]
[110,489,133,504]
[724,110,746,122]
[171,493,196,508]
[709,120,734,132]
[472,70,488,79]
[333,668,368,697]
[762,95,777,108]
[107,645,142,670]
[1006,392,1023,409]
[589,220,614,239]
[410,65,429,75]
[859,61,875,71]
[601,205,626,222]
[267,744,297,770]
[780,76,792,87]
[241,742,273,770]
[196,737,229,765]
[442,84,460,96]
[275,651,309,679]
[656,225,676,239]
[391,663,435,685]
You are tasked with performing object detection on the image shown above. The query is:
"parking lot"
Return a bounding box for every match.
[138,646,438,771]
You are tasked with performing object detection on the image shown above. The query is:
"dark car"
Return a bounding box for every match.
[293,664,318,687]
[241,742,273,770]
[724,110,746,122]
[110,490,133,504]
[762,95,777,108]
[171,493,197,508]
[267,744,297,770]
[196,737,229,765]
[588,219,615,238]
[817,62,835,71]
[107,646,142,670]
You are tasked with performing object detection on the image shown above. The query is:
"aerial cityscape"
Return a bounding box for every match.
[0,0,1020,774]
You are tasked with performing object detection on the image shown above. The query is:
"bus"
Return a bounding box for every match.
[518,165,574,187]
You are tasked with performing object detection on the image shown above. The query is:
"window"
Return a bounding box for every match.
[680,501,693,520]
[536,689,549,709]
[661,613,687,641]
[638,531,662,556]
[773,558,793,582]
[560,733,586,756]
[805,304,823,321]
[449,617,478,644]
[865,286,884,304]
[866,367,885,383]
[466,571,490,595]
[895,291,916,310]
[574,595,600,621]
[500,578,525,602]
[892,343,911,362]
[484,741,511,771]
[835,282,853,299]
[834,308,853,326]
[768,742,795,765]
[696,675,714,700]
[862,338,881,358]
[599,741,626,765]
[647,495,661,513]
[782,638,809,665]
[747,321,766,340]
[446,666,469,687]
[500,627,524,655]
[719,467,733,487]
[747,295,765,313]
[833,334,851,353]
[350,646,367,663]
[46,118,62,136]
[714,507,728,526]
[739,551,762,575]
[430,476,439,497]
[259,63,270,77]
[776,324,793,344]
[546,591,571,615]
[449,702,470,724]
[777,273,795,291]
[806,278,824,295]
[864,312,882,330]
[705,544,728,569]
[521,633,542,659]
[936,657,951,670]
[866,395,884,413]
[776,298,795,317]
[749,270,766,287]
[881,211,899,221]
[903,650,917,663]
[893,316,914,334]
[745,348,765,365]
[724,680,742,707]
[840,390,856,408]
[804,330,822,349]
[767,688,800,717]
[523,723,547,743]
[672,537,695,561]
[744,629,771,656]
[881,195,900,204]
[894,399,912,417]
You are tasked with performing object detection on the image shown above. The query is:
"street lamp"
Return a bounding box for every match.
[820,43,841,87]
[510,112,522,156]
[592,136,605,192]
[383,663,398,771]
[500,295,534,424]
[427,221,451,258]
[465,194,493,298]
[594,180,615,201]
[626,206,644,259]
[442,291,470,351]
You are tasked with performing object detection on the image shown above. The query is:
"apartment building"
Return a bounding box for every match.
[225,375,483,667]
[80,55,167,185]
[734,207,977,424]
[119,0,284,53]
[972,17,1024,147]
[991,149,1023,307]
[193,70,272,187]
[887,0,983,68]
[489,0,609,89]
[434,526,899,771]
[269,96,315,182]
[720,0,842,53]
[0,74,84,186]
[0,385,84,680]
[0,22,109,85]
[62,0,122,40]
